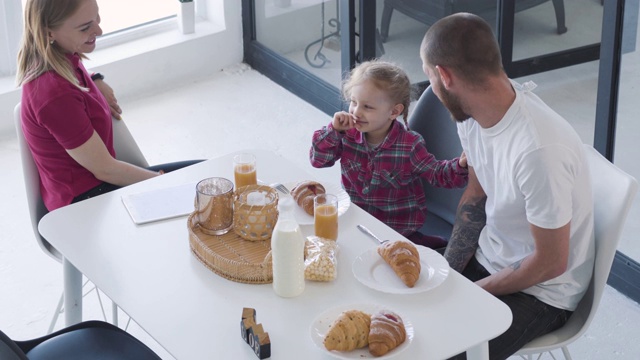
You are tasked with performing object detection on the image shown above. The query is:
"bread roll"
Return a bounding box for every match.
[368,310,407,356]
[290,181,326,215]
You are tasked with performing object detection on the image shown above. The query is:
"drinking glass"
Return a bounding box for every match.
[314,194,338,240]
[195,177,234,235]
[233,153,257,189]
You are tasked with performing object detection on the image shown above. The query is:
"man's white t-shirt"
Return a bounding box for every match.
[457,80,595,311]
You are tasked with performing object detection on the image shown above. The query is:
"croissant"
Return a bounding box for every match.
[377,241,421,287]
[368,310,407,357]
[290,181,326,215]
[323,310,371,352]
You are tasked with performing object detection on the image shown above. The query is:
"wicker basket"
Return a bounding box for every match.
[233,185,279,241]
[188,213,273,284]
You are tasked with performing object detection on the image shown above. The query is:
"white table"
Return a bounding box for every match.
[39,150,511,360]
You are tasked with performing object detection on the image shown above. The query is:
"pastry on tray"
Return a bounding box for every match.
[323,310,371,352]
[377,240,421,287]
[368,309,407,357]
[290,180,326,215]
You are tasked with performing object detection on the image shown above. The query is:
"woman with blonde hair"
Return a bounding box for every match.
[17,0,199,211]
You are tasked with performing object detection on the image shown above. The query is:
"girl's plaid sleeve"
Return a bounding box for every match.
[310,122,344,168]
[411,136,468,188]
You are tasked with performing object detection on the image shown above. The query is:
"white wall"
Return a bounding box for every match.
[0,0,243,135]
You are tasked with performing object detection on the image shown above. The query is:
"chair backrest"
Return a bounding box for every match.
[13,103,150,262]
[14,103,61,262]
[0,329,28,360]
[407,85,465,225]
[14,320,161,359]
[517,144,638,354]
[111,116,149,168]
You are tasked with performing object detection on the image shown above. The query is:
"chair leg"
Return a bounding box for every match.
[83,282,125,328]
[380,4,393,42]
[561,346,572,360]
[49,271,123,333]
[47,293,64,334]
[48,281,100,334]
[112,302,119,327]
[124,314,133,331]
[93,287,108,322]
[552,0,568,34]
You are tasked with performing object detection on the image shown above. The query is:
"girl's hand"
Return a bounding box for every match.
[332,111,356,132]
[459,151,468,169]
[94,79,123,120]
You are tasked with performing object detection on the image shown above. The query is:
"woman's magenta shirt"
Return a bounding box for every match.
[21,53,115,210]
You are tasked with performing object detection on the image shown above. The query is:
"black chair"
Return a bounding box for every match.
[407,86,465,240]
[0,321,161,360]
[380,0,567,42]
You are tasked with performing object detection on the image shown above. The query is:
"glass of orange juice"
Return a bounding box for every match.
[314,194,338,240]
[233,153,257,189]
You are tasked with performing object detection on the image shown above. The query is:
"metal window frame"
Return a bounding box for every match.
[596,0,640,303]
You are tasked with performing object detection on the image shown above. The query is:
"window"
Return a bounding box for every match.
[94,0,177,35]
[3,0,187,77]
[2,0,210,78]
[1,0,22,76]
[20,0,177,35]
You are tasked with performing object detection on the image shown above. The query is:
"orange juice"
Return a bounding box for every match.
[315,204,338,240]
[234,163,257,188]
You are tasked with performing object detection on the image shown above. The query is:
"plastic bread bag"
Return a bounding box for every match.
[304,236,339,281]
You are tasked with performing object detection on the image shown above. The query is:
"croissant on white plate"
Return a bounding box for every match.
[368,310,407,356]
[377,240,421,287]
[323,310,371,352]
[290,180,326,215]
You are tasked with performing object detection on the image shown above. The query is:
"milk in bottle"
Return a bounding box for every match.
[271,198,305,297]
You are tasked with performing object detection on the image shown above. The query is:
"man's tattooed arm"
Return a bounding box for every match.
[509,258,524,271]
[444,169,487,273]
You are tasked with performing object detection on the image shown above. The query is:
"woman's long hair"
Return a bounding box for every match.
[16,0,87,90]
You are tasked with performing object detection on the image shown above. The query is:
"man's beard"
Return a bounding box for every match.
[437,81,470,123]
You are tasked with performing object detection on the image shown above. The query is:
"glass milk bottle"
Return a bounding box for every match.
[271,198,305,297]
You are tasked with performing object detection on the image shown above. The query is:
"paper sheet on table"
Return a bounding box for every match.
[122,182,197,224]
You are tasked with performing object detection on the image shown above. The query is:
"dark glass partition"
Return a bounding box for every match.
[245,1,607,104]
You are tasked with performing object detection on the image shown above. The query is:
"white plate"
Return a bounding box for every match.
[352,244,449,294]
[309,303,414,359]
[283,181,351,225]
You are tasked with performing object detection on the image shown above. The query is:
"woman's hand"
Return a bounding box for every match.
[94,79,123,120]
[332,111,356,132]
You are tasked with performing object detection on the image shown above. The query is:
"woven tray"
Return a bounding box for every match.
[188,213,273,284]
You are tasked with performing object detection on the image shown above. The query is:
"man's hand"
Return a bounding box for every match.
[477,222,570,296]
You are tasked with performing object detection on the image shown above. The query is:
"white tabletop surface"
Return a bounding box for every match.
[39,150,511,360]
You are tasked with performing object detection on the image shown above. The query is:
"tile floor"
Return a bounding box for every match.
[1,63,639,359]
